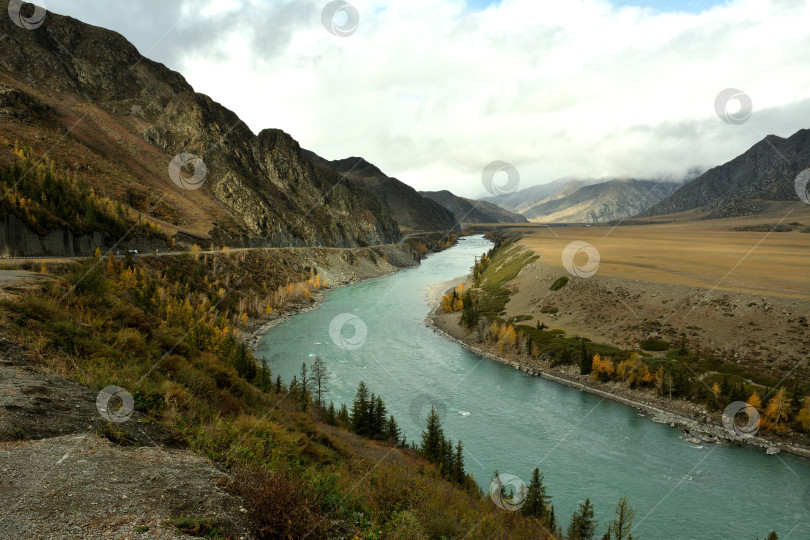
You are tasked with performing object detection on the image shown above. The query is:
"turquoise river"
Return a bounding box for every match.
[256,235,810,539]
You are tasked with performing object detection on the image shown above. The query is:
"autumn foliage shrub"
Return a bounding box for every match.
[233,467,320,539]
[441,283,464,312]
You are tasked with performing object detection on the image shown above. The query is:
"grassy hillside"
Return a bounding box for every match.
[0,250,554,538]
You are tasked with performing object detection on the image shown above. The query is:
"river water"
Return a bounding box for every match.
[256,235,810,539]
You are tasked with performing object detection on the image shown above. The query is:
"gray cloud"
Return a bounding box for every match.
[39,1,810,197]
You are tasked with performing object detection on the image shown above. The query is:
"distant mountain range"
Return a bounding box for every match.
[482,128,810,224]
[420,190,528,224]
[480,179,598,215]
[520,179,680,223]
[480,127,810,223]
[641,128,810,218]
[1,0,806,257]
[481,178,680,223]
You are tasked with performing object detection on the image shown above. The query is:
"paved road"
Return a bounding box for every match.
[0,242,415,264]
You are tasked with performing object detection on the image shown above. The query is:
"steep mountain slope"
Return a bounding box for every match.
[303,150,457,232]
[420,190,528,224]
[0,1,399,252]
[480,178,596,214]
[522,179,680,223]
[642,129,810,218]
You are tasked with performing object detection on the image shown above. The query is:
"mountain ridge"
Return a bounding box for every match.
[420,190,529,224]
[0,1,401,251]
[302,150,458,232]
[641,129,810,218]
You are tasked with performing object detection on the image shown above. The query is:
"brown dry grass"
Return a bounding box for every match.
[0,72,225,240]
[505,210,810,300]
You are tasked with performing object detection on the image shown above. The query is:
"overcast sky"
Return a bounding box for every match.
[45,0,810,197]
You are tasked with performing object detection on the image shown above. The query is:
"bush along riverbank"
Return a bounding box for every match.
[429,232,810,461]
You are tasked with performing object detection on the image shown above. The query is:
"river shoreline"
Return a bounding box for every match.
[425,279,810,462]
[239,241,437,351]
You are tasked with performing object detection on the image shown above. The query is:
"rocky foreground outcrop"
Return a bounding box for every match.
[0,336,253,539]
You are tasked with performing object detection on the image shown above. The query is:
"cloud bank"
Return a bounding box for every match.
[45,0,810,196]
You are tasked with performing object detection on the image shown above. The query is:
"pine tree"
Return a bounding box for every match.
[275,375,282,394]
[567,498,597,540]
[420,406,445,464]
[299,362,310,411]
[368,392,377,434]
[548,505,557,534]
[258,358,271,391]
[385,414,401,444]
[580,342,592,375]
[289,375,299,399]
[299,362,310,397]
[373,396,387,438]
[521,467,549,520]
[351,381,371,436]
[338,403,350,425]
[442,436,455,478]
[453,440,465,484]
[326,401,336,425]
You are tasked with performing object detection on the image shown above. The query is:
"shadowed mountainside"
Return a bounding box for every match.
[303,150,457,232]
[420,189,528,224]
[642,129,810,218]
[0,1,399,250]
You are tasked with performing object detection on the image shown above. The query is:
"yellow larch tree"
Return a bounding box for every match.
[763,388,791,432]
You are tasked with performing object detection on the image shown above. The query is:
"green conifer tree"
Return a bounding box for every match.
[567,498,597,540]
[521,467,549,520]
[351,381,371,436]
[420,406,445,464]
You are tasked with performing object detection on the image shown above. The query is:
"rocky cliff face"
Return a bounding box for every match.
[642,129,810,218]
[521,179,680,223]
[0,213,106,257]
[0,1,399,249]
[303,150,457,232]
[419,190,528,224]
